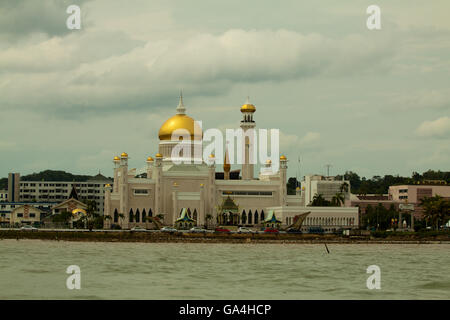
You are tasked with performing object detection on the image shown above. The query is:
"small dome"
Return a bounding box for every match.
[147,156,154,162]
[155,153,163,158]
[265,159,272,164]
[209,154,215,158]
[280,155,287,160]
[121,152,128,158]
[240,103,256,113]
[105,184,111,188]
[113,156,120,161]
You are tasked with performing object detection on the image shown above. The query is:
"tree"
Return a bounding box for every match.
[331,193,345,207]
[287,177,299,195]
[339,182,349,193]
[205,214,213,228]
[51,210,72,224]
[420,195,450,230]
[81,200,100,231]
[309,194,331,207]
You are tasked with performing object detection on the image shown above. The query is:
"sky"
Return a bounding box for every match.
[0,0,449,180]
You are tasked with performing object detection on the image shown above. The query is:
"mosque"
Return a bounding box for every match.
[104,96,359,230]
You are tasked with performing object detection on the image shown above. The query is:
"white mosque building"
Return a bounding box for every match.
[104,96,358,231]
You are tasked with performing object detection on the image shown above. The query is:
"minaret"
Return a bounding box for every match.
[104,184,112,229]
[119,152,129,229]
[146,156,154,179]
[154,153,163,218]
[112,156,120,193]
[224,147,231,180]
[240,97,256,180]
[279,155,288,206]
[207,154,216,223]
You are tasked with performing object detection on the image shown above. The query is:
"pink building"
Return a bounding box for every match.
[389,184,450,218]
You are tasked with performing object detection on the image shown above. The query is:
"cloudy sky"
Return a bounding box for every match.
[0,0,449,180]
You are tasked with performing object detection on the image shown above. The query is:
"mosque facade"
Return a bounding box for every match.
[103,96,359,230]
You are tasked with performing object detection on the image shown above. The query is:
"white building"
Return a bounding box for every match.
[301,175,351,206]
[13,173,112,214]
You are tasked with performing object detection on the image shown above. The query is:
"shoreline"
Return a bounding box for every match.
[2,230,450,244]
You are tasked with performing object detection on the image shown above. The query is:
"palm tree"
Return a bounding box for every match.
[205,214,213,228]
[420,195,450,230]
[331,193,345,207]
[340,182,349,193]
[103,215,112,228]
[118,213,125,226]
[309,194,330,206]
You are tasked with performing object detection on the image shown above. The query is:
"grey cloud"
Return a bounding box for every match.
[0,0,91,41]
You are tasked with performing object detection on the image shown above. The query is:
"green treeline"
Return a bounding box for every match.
[287,170,449,195]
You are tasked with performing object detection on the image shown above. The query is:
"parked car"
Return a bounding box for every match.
[286,228,302,234]
[264,228,279,233]
[131,226,147,232]
[190,227,207,233]
[20,225,38,231]
[215,227,231,233]
[237,227,254,234]
[308,227,324,234]
[160,227,177,233]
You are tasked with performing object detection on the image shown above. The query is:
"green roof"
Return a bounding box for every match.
[264,210,281,223]
[175,208,195,222]
[220,196,239,212]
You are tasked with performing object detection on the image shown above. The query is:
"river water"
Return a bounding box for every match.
[0,240,449,299]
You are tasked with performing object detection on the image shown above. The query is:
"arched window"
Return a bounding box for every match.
[242,210,247,224]
[260,210,265,221]
[187,208,192,219]
[149,209,153,217]
[142,209,146,222]
[248,210,252,224]
[114,209,118,222]
[129,209,134,222]
[135,209,140,222]
[254,210,259,224]
[193,209,198,222]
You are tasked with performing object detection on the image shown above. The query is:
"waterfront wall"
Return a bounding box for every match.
[1,230,449,243]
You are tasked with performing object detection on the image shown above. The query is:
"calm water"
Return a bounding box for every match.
[0,240,449,300]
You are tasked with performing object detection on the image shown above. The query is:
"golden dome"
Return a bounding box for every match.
[147,156,154,162]
[158,114,202,141]
[209,154,215,158]
[121,152,128,158]
[266,159,272,164]
[240,103,256,113]
[105,184,111,188]
[280,155,287,160]
[155,153,163,158]
[113,156,120,161]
